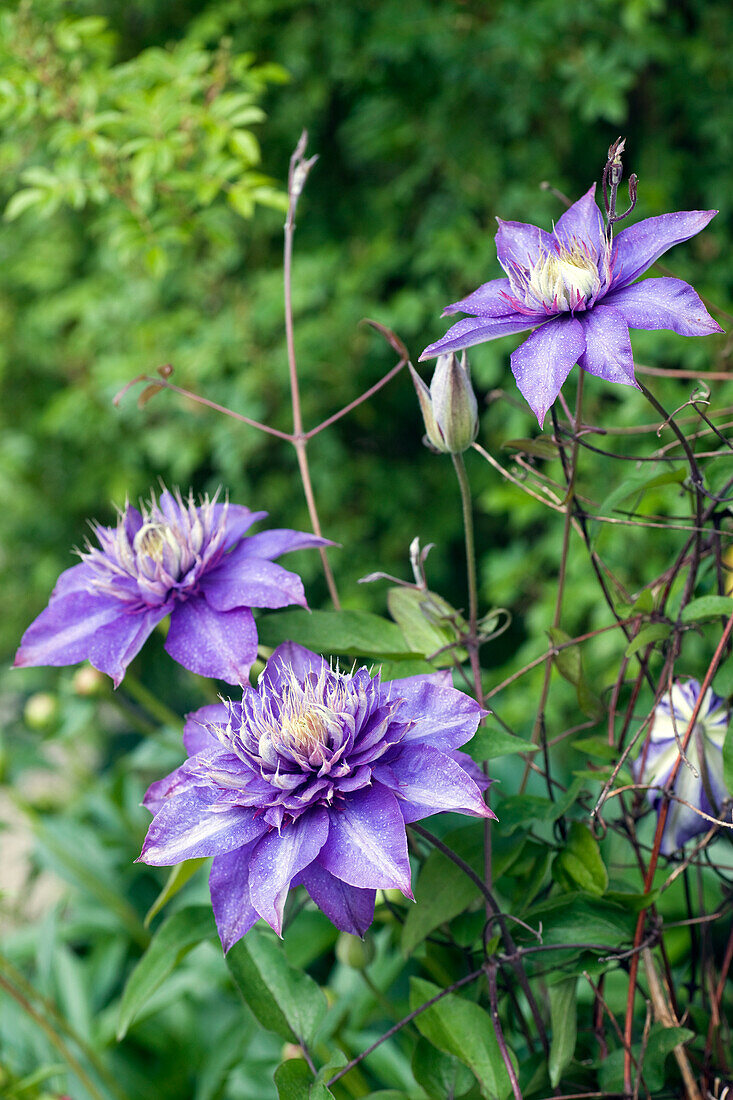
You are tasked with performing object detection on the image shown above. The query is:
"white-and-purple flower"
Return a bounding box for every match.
[138,642,493,950]
[636,679,730,854]
[420,185,721,425]
[14,488,329,687]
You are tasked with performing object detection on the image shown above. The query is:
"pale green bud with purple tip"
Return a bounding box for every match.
[409,352,479,454]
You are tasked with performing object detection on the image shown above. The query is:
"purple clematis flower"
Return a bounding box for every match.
[14,488,330,687]
[635,679,730,855]
[138,642,493,950]
[420,185,722,425]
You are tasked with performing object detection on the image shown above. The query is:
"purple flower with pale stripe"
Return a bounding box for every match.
[420,186,721,425]
[138,642,493,950]
[14,488,329,687]
[636,679,730,855]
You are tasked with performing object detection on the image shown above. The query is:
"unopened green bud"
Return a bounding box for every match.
[24,692,59,730]
[335,931,375,969]
[409,352,478,454]
[72,665,106,697]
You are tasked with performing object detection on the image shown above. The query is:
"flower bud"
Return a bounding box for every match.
[409,352,478,454]
[24,692,59,731]
[335,931,375,969]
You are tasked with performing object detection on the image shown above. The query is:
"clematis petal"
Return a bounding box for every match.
[611,209,717,288]
[604,277,723,337]
[165,598,257,684]
[259,642,329,691]
[419,314,542,362]
[210,843,260,952]
[554,184,606,256]
[300,862,375,937]
[578,304,638,387]
[318,786,412,897]
[231,529,334,561]
[139,789,265,865]
[495,218,554,271]
[382,676,484,751]
[14,590,152,684]
[247,809,329,935]
[442,277,515,318]
[183,703,232,756]
[86,605,170,687]
[201,557,307,612]
[50,562,97,599]
[374,744,493,823]
[210,505,268,549]
[509,316,586,427]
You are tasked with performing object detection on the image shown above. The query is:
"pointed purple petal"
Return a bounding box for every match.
[381,676,484,751]
[165,598,257,684]
[554,184,605,254]
[231,529,334,561]
[509,317,586,427]
[201,558,307,612]
[247,809,329,935]
[495,218,554,271]
[318,786,412,897]
[139,789,265,865]
[210,843,260,952]
[259,644,329,692]
[604,277,723,337]
[50,562,95,598]
[14,590,153,686]
[300,862,375,936]
[612,210,717,289]
[419,314,542,362]
[375,744,493,823]
[577,304,638,387]
[442,278,514,318]
[211,505,268,550]
[183,703,232,756]
[86,605,169,687]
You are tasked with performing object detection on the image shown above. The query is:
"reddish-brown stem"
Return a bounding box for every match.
[623,610,733,1094]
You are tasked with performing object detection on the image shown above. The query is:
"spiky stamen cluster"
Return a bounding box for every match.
[503,236,613,316]
[193,659,409,830]
[81,489,227,609]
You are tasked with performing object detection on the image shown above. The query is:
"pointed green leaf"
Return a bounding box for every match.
[548,977,578,1086]
[256,609,415,660]
[410,977,513,1100]
[117,906,214,1038]
[680,596,733,623]
[387,586,462,665]
[226,928,327,1046]
[548,627,581,685]
[144,858,207,927]
[552,822,608,897]
[274,1059,334,1099]
[466,726,539,761]
[624,622,672,657]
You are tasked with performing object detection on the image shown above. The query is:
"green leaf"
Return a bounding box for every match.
[503,436,558,459]
[274,1059,333,1100]
[402,827,523,954]
[226,927,327,1046]
[643,1025,694,1092]
[548,627,581,685]
[117,906,214,1039]
[624,622,672,657]
[387,586,462,665]
[576,676,604,721]
[526,893,634,948]
[144,858,207,927]
[572,736,617,761]
[412,1036,475,1100]
[714,661,733,698]
[410,977,513,1100]
[548,977,578,1087]
[256,609,414,660]
[465,726,539,761]
[4,188,45,221]
[552,822,608,896]
[680,595,733,623]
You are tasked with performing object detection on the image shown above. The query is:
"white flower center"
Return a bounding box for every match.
[527,243,600,312]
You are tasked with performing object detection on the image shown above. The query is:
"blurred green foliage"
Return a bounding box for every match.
[1,1,733,1095]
